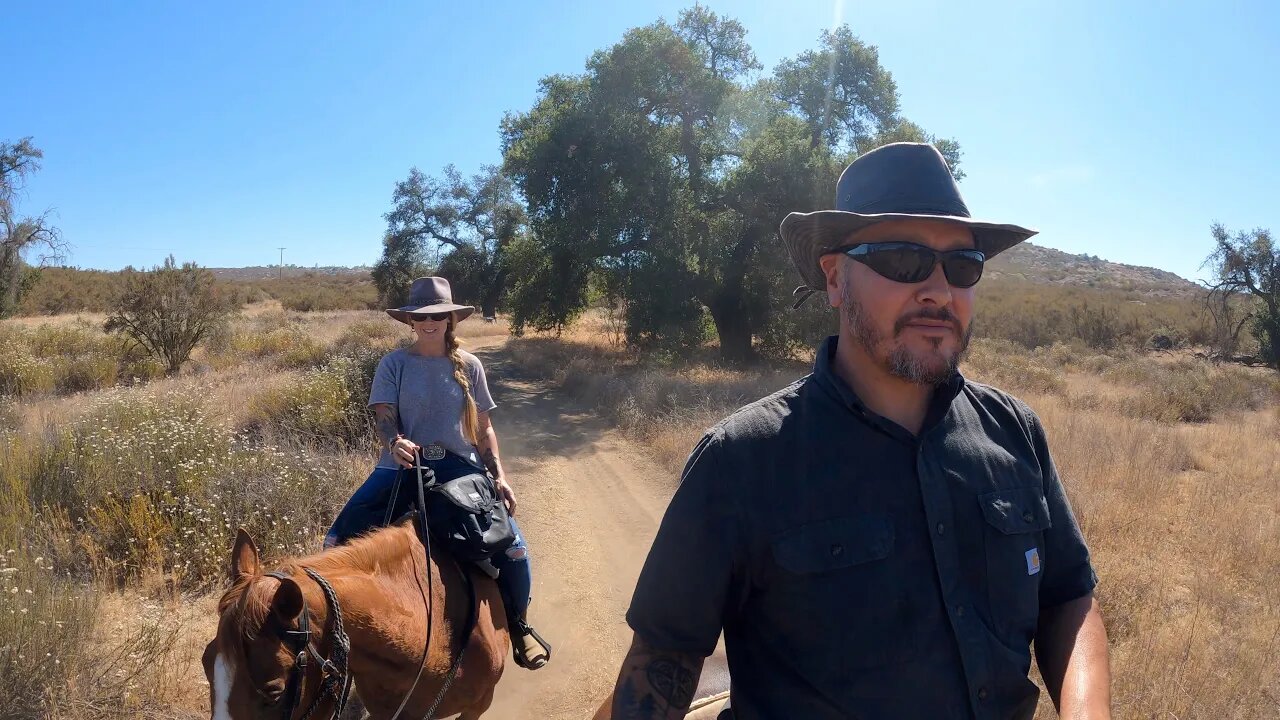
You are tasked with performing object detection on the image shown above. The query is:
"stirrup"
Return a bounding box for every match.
[511,619,552,670]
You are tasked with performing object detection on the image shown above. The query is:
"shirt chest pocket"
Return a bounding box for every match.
[772,513,894,573]
[979,487,1051,645]
[770,513,924,672]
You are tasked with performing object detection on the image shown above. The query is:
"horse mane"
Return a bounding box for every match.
[216,574,275,646]
[291,517,419,574]
[216,518,421,645]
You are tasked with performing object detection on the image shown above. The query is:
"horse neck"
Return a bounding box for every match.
[284,525,446,652]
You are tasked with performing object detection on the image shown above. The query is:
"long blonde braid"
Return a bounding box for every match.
[446,321,481,447]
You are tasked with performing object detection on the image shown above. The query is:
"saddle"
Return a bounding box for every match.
[383,451,517,565]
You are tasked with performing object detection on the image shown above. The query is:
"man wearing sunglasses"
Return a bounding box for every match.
[613,143,1110,719]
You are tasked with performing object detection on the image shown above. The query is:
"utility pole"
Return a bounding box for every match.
[277,247,286,280]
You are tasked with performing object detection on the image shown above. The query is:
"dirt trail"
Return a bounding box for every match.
[473,342,692,719]
[176,336,725,719]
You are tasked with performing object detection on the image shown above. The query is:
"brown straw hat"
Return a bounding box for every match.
[385,276,476,325]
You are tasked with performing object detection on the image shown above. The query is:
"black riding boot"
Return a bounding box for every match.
[510,613,552,670]
[493,555,551,670]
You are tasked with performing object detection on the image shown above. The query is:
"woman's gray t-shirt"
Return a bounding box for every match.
[368,348,497,468]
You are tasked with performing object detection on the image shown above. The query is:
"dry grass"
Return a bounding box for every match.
[6,302,1275,717]
[507,310,1280,719]
[0,307,513,718]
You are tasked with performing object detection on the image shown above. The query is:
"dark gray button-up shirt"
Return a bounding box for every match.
[627,336,1097,720]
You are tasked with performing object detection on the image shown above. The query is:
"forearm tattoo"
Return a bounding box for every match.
[612,637,702,719]
[483,447,501,478]
[373,404,400,449]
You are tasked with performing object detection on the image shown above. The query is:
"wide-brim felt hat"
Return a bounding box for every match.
[780,142,1038,298]
[385,276,476,325]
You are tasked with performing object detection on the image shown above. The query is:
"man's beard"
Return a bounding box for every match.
[841,282,971,386]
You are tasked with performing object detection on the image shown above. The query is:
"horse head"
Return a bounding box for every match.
[202,528,313,720]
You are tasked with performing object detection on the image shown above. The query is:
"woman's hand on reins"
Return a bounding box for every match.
[494,476,517,516]
[391,437,420,468]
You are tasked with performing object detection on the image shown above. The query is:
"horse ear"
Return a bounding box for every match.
[271,578,305,623]
[230,528,260,581]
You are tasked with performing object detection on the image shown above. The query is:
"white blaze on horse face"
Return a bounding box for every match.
[212,653,234,720]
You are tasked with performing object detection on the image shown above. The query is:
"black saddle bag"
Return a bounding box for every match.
[419,469,517,563]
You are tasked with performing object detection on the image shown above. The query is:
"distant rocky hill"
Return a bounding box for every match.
[985,242,1202,299]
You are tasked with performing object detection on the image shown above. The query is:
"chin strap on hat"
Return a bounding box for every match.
[791,285,819,309]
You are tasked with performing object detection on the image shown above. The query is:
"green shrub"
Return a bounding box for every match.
[332,319,401,354]
[0,345,56,397]
[211,325,329,369]
[278,335,330,369]
[15,267,123,315]
[26,323,101,356]
[757,299,837,361]
[1112,359,1271,423]
[247,350,380,450]
[0,399,18,432]
[54,352,121,393]
[964,339,1067,396]
[9,389,352,588]
[279,288,353,312]
[103,257,233,374]
[0,545,98,719]
[974,277,1209,351]
[0,325,161,396]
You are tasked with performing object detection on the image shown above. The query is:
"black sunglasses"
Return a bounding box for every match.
[413,311,451,322]
[833,242,986,288]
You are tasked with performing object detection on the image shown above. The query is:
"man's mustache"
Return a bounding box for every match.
[894,308,962,336]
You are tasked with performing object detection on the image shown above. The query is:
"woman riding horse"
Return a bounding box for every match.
[324,276,551,670]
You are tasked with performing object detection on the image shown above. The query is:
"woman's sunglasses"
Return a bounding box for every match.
[412,311,452,322]
[833,242,986,288]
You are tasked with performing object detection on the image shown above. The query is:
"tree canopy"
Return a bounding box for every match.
[1,138,66,316]
[373,164,526,316]
[501,8,960,362]
[1203,223,1279,367]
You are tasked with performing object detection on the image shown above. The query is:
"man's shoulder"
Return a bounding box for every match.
[706,375,811,448]
[957,377,1040,433]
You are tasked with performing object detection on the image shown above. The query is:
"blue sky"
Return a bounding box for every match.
[6,1,1277,282]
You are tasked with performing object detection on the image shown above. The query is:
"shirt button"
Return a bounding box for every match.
[936,522,945,535]
[830,544,843,557]
[955,605,966,617]
[977,687,989,701]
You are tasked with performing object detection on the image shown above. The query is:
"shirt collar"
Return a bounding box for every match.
[811,335,965,440]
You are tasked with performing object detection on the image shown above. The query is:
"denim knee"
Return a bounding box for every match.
[325,467,402,548]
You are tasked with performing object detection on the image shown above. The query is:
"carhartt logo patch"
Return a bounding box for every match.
[1025,548,1041,575]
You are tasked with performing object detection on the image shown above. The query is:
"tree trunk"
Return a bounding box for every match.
[706,296,756,366]
[1266,318,1280,369]
[480,265,508,319]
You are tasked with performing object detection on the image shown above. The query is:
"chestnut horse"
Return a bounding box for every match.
[202,519,508,719]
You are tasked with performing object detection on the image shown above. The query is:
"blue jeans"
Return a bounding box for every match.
[324,457,533,621]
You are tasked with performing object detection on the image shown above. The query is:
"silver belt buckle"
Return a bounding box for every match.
[423,443,446,461]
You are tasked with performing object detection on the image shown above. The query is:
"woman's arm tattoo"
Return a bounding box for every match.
[372,404,400,449]
[482,447,501,478]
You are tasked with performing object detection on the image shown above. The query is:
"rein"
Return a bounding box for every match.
[384,452,477,720]
[264,568,353,720]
